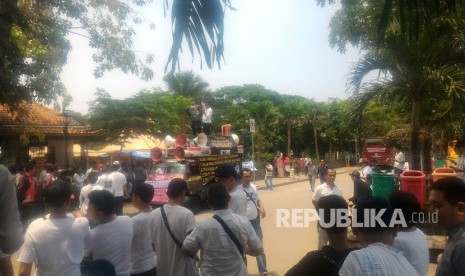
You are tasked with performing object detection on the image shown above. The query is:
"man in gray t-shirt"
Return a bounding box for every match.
[214,164,247,217]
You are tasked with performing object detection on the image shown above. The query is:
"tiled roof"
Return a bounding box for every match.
[0,102,96,137]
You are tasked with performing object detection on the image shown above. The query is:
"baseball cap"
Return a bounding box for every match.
[215,163,240,180]
[112,161,120,166]
[349,170,361,178]
[167,178,190,198]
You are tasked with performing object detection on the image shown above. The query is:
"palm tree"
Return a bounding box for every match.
[163,71,209,103]
[348,17,465,171]
[278,98,304,158]
[248,101,278,161]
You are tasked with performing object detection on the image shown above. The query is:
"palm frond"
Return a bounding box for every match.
[347,84,388,128]
[165,0,231,73]
[348,54,388,95]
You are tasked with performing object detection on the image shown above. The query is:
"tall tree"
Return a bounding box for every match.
[0,0,230,107]
[87,88,192,144]
[343,13,465,171]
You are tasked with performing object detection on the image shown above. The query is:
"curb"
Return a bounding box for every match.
[256,166,358,191]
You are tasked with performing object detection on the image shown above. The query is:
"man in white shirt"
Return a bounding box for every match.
[110,162,128,215]
[85,190,133,276]
[241,168,268,274]
[312,169,343,249]
[182,182,263,276]
[79,171,102,217]
[130,184,157,276]
[215,163,247,217]
[150,178,198,276]
[96,166,113,192]
[388,191,429,276]
[360,159,373,184]
[339,197,419,276]
[201,102,213,135]
[393,145,406,175]
[18,180,90,276]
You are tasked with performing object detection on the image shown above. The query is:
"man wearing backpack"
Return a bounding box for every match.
[150,178,198,276]
[182,183,263,276]
[241,168,268,274]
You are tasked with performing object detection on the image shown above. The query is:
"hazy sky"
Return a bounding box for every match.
[61,0,361,114]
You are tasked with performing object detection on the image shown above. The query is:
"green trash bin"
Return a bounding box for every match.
[435,158,445,168]
[371,173,395,198]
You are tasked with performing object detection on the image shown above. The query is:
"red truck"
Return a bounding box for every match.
[363,138,392,170]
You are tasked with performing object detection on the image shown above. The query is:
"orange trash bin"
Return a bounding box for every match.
[432,168,457,182]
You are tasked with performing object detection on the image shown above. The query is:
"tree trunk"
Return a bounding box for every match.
[422,133,433,174]
[314,126,319,161]
[257,126,263,162]
[410,98,422,170]
[287,121,291,157]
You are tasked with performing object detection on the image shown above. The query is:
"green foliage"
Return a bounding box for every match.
[0,0,230,108]
[163,71,209,103]
[324,0,465,170]
[87,88,193,144]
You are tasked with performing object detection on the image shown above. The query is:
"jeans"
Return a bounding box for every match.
[250,217,267,273]
[309,175,316,192]
[114,196,124,216]
[264,176,273,190]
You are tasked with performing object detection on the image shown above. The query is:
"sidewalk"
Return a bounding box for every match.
[253,166,358,190]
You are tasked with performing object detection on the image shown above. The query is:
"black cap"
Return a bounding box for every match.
[167,178,190,198]
[349,170,361,178]
[215,163,240,180]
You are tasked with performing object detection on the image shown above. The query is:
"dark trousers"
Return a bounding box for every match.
[114,196,124,215]
[203,123,212,135]
[131,267,157,276]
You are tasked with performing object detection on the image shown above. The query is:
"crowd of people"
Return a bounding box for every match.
[2,153,465,276]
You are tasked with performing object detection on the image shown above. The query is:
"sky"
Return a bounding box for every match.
[61,0,361,114]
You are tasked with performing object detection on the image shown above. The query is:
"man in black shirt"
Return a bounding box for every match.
[348,170,372,206]
[285,195,355,276]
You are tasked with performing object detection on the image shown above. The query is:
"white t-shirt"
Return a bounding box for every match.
[150,205,198,276]
[18,216,90,276]
[85,216,133,276]
[183,209,262,276]
[229,185,247,217]
[394,229,429,276]
[131,212,157,274]
[96,173,114,193]
[79,184,103,216]
[73,173,85,188]
[394,151,406,170]
[202,107,213,123]
[362,166,373,177]
[243,183,260,220]
[312,183,343,203]
[110,171,127,197]
[339,242,419,276]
